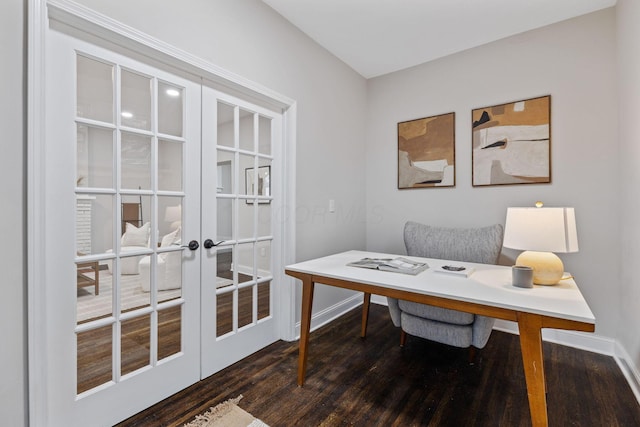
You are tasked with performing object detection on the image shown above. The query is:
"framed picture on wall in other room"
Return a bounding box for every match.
[245,165,271,203]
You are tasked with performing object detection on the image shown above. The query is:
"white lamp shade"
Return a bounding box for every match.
[164,205,182,223]
[503,207,578,253]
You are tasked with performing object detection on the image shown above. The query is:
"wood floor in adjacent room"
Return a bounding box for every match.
[118,304,640,427]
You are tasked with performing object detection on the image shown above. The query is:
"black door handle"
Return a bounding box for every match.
[182,240,199,250]
[203,239,225,249]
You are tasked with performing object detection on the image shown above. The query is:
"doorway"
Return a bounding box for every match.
[29,10,292,425]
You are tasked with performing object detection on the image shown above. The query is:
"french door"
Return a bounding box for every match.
[200,88,280,377]
[40,26,281,426]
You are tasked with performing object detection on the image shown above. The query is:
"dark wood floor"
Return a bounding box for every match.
[117,304,640,427]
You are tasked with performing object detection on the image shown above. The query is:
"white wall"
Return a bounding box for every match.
[0,0,27,425]
[617,0,640,371]
[71,0,368,326]
[365,9,619,338]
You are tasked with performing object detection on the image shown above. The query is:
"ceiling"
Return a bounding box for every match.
[262,0,616,79]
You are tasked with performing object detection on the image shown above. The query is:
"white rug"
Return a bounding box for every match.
[183,395,269,427]
[77,271,233,323]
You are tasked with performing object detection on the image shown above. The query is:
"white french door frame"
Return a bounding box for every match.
[27,0,298,425]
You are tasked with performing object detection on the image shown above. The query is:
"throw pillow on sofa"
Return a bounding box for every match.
[121,222,150,247]
[160,226,181,248]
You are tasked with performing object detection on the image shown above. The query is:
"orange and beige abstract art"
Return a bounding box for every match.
[398,112,455,189]
[472,95,551,186]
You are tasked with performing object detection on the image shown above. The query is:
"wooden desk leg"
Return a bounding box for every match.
[298,276,314,386]
[361,292,371,338]
[517,312,548,427]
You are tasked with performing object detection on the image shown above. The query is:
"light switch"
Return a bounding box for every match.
[329,199,336,213]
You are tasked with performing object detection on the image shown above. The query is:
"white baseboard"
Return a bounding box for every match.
[614,341,640,405]
[233,263,270,279]
[493,319,616,355]
[294,293,363,338]
[371,294,388,306]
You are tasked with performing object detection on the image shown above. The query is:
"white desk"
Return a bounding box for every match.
[285,250,595,427]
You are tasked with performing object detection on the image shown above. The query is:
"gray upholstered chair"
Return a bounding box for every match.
[387,221,504,352]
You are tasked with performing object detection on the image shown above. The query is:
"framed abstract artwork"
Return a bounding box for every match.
[245,165,270,203]
[472,95,551,187]
[397,112,455,189]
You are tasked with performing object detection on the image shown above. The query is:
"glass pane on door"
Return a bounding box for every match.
[239,109,254,152]
[216,290,233,337]
[238,285,253,329]
[257,203,271,238]
[217,198,233,243]
[158,306,182,360]
[121,132,152,190]
[158,81,183,137]
[75,194,114,257]
[155,196,183,300]
[77,324,112,395]
[237,202,254,241]
[121,314,151,376]
[217,102,235,148]
[76,258,107,323]
[257,281,270,321]
[217,152,234,194]
[216,248,233,284]
[158,139,183,191]
[158,196,183,239]
[121,69,151,130]
[237,243,254,285]
[258,116,271,155]
[127,254,151,311]
[215,246,233,338]
[77,55,114,123]
[76,125,114,189]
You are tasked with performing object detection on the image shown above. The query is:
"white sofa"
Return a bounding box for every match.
[139,226,182,292]
[139,251,182,291]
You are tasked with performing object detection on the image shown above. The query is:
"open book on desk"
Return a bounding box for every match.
[347,257,429,275]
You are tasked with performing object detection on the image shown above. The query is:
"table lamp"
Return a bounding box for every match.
[164,205,182,231]
[503,202,578,285]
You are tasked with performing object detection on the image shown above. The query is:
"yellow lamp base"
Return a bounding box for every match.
[515,251,564,285]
